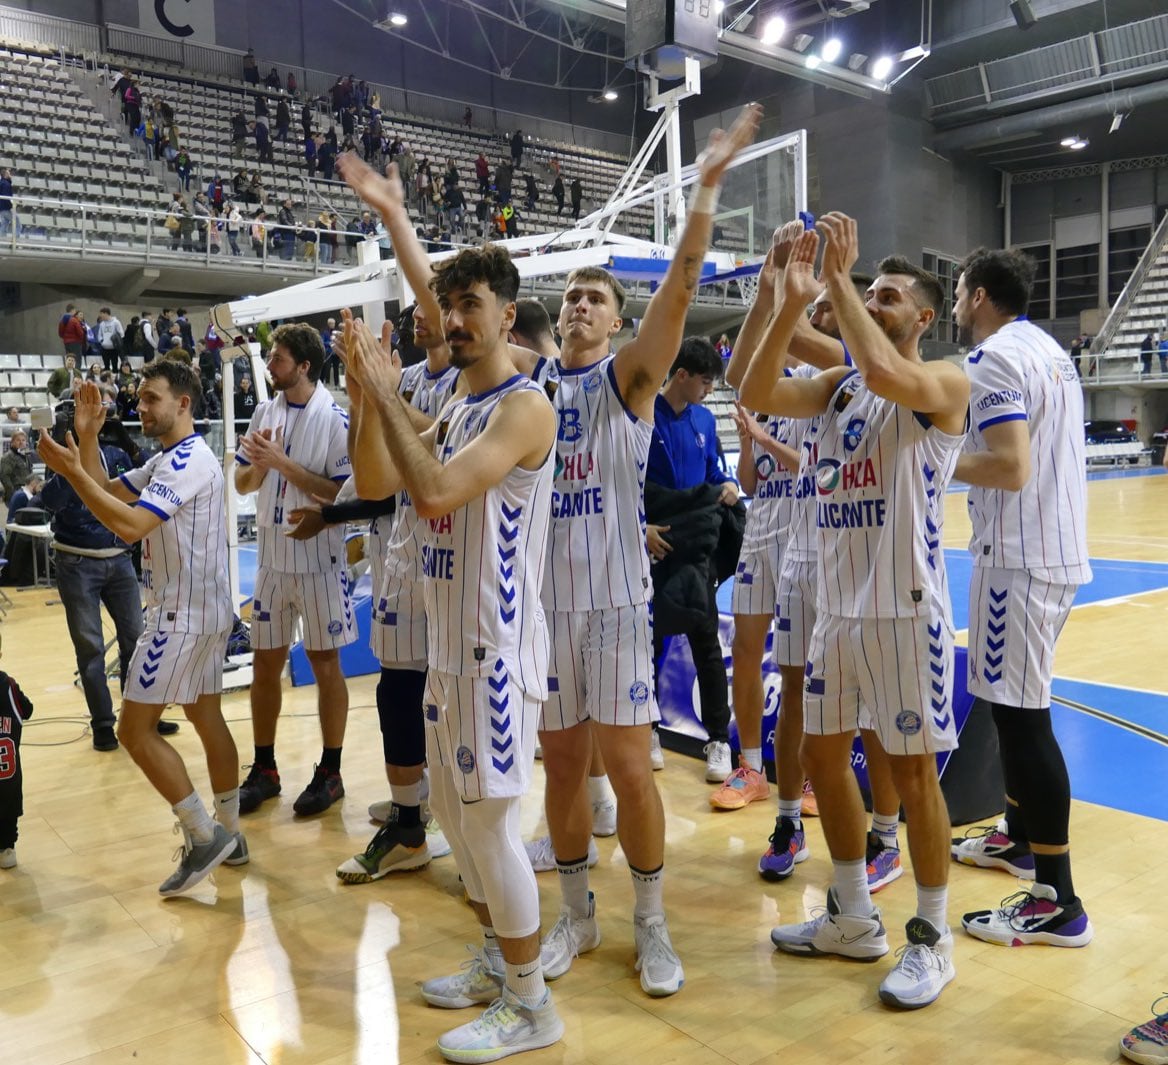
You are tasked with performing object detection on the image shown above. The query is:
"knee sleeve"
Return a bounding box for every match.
[423,731,486,904]
[376,668,427,767]
[991,703,1070,846]
[458,795,541,940]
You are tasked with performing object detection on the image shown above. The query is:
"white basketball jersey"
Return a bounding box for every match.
[783,414,823,563]
[422,374,554,696]
[545,354,653,612]
[121,434,231,634]
[380,361,461,586]
[531,354,560,400]
[242,382,351,573]
[964,318,1092,585]
[741,364,818,557]
[814,370,964,619]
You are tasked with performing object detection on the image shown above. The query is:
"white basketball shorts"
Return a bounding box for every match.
[772,556,817,669]
[369,573,427,669]
[250,566,356,652]
[731,543,782,617]
[124,626,229,705]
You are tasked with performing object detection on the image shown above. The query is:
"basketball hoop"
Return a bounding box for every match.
[738,270,760,307]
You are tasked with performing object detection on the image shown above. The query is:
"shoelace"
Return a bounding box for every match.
[473,997,522,1032]
[638,922,677,970]
[528,837,554,865]
[995,889,1054,931]
[960,821,1006,842]
[890,943,941,981]
[768,819,798,852]
[170,821,192,864]
[548,913,582,959]
[452,945,499,987]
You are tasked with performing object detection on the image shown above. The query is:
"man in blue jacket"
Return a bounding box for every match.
[41,426,178,751]
[646,337,739,782]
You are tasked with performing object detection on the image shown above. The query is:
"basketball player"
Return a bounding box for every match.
[340,244,561,1061]
[950,248,1094,948]
[235,324,354,817]
[535,102,760,994]
[38,373,243,895]
[760,219,968,1009]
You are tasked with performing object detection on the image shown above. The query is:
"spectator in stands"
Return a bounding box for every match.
[463,105,473,128]
[320,211,339,264]
[139,311,157,362]
[286,71,297,95]
[387,135,403,161]
[341,105,356,139]
[715,333,732,364]
[254,93,269,120]
[1141,332,1155,376]
[59,305,86,359]
[176,310,195,351]
[235,373,257,432]
[299,218,317,261]
[276,199,297,261]
[225,201,243,256]
[318,136,337,181]
[473,151,490,196]
[495,158,513,203]
[233,167,250,202]
[231,109,248,160]
[192,193,211,251]
[275,97,290,143]
[524,172,539,211]
[2,408,28,444]
[552,173,565,215]
[164,120,181,164]
[156,308,173,340]
[251,208,268,257]
[264,67,281,91]
[116,379,138,420]
[301,99,313,140]
[117,359,136,390]
[570,176,583,220]
[320,318,340,385]
[248,172,266,206]
[1160,334,1168,375]
[123,78,141,134]
[95,308,124,373]
[207,174,225,209]
[0,168,14,238]
[7,473,42,517]
[475,196,491,240]
[174,149,193,192]
[0,431,33,503]
[445,184,466,236]
[398,147,416,193]
[158,323,182,356]
[414,161,431,214]
[304,131,319,175]
[252,119,274,164]
[503,201,519,239]
[510,128,525,168]
[165,193,185,251]
[111,68,131,113]
[243,48,259,85]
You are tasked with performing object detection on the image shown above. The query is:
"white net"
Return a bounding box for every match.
[738,270,760,307]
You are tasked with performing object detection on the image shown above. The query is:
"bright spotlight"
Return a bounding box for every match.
[603,89,618,100]
[805,54,821,69]
[822,38,842,63]
[871,55,894,80]
[1060,136,1078,147]
[389,12,407,26]
[761,15,785,45]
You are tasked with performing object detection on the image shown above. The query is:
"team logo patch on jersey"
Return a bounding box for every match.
[583,371,602,393]
[896,710,922,735]
[327,620,342,636]
[695,432,706,448]
[815,458,841,495]
[756,454,776,480]
[629,681,650,706]
[456,745,476,774]
[842,417,866,453]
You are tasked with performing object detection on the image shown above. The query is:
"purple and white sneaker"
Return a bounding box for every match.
[951,819,1035,878]
[758,816,809,882]
[962,883,1093,947]
[866,831,903,893]
[1120,995,1168,1065]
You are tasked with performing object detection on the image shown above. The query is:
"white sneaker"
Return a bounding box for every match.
[703,740,732,783]
[634,914,684,996]
[878,917,956,1009]
[769,887,890,961]
[591,797,617,837]
[0,848,15,869]
[436,987,564,1063]
[540,891,601,979]
[427,819,453,858]
[421,947,504,1009]
[524,835,599,873]
[649,729,665,771]
[368,799,393,823]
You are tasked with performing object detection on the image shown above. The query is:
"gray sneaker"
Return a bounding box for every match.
[223,831,250,866]
[159,823,236,897]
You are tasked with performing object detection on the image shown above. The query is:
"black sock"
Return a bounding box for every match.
[1003,801,1028,845]
[1034,852,1075,905]
[254,744,276,770]
[393,802,421,828]
[321,746,343,774]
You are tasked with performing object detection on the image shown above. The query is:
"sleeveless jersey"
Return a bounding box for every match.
[544,354,653,612]
[0,670,32,814]
[380,361,461,586]
[422,374,554,696]
[964,318,1092,585]
[531,354,560,401]
[814,370,964,620]
[121,434,232,634]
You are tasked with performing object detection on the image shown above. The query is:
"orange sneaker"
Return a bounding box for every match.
[710,761,770,811]
[800,779,819,818]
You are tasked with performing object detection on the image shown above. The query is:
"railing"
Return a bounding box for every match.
[1092,209,1168,360]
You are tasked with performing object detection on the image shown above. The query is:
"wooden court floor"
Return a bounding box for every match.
[2,471,1167,1065]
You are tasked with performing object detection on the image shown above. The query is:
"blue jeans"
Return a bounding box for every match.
[55,551,144,728]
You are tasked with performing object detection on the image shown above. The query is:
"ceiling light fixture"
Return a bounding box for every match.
[822,38,843,63]
[1069,138,1088,150]
[761,15,785,45]
[847,52,868,71]
[1060,135,1079,147]
[805,54,822,69]
[715,0,725,13]
[792,33,813,52]
[871,55,894,80]
[389,12,407,26]
[1109,112,1127,133]
[603,89,619,100]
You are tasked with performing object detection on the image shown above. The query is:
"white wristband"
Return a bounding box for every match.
[689,183,719,215]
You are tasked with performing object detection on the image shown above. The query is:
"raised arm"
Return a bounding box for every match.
[817,213,968,430]
[613,103,761,418]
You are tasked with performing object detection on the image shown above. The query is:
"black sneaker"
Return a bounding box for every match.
[157,720,180,736]
[239,763,282,814]
[293,765,345,816]
[93,725,119,752]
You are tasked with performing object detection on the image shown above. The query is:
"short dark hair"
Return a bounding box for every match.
[162,347,192,365]
[876,255,945,322]
[565,266,626,314]
[512,298,554,343]
[100,306,111,314]
[850,272,874,294]
[431,244,520,304]
[271,322,326,381]
[669,336,723,379]
[141,356,201,403]
[958,247,1036,317]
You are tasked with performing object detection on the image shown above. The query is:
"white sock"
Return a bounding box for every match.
[418,768,430,805]
[871,811,900,849]
[778,798,803,828]
[505,958,547,1007]
[173,791,215,845]
[916,883,949,932]
[556,855,592,919]
[587,774,614,806]
[213,788,240,834]
[630,864,664,921]
[742,747,763,773]
[390,780,422,809]
[832,859,873,917]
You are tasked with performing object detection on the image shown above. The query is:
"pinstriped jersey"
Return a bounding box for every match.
[422,374,554,696]
[380,360,461,586]
[544,354,653,612]
[741,364,818,557]
[814,371,964,620]
[964,319,1092,585]
[240,382,351,574]
[531,354,559,399]
[121,434,232,634]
